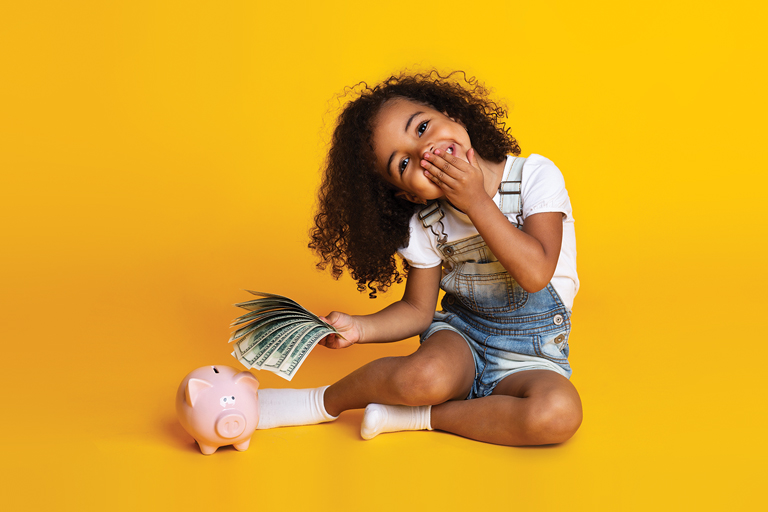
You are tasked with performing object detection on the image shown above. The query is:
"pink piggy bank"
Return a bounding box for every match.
[176,365,260,455]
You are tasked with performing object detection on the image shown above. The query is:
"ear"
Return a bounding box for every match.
[395,191,427,204]
[235,371,260,395]
[185,378,213,407]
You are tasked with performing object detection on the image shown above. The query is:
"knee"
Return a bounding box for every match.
[390,356,458,406]
[523,391,583,445]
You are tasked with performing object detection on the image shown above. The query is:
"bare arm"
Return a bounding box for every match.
[468,204,562,292]
[421,149,563,292]
[319,265,442,349]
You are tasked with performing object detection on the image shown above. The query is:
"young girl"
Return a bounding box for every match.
[256,71,582,446]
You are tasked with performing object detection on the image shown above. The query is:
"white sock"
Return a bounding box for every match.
[360,404,433,440]
[256,386,338,429]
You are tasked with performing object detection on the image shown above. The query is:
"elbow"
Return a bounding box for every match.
[518,270,555,294]
[399,299,437,335]
[407,304,436,334]
[521,281,547,294]
[500,258,556,294]
[415,311,434,333]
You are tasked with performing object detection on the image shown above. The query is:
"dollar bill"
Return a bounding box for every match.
[229,311,310,343]
[240,322,311,369]
[277,326,334,380]
[277,326,331,380]
[232,316,307,362]
[260,322,320,370]
[229,291,342,381]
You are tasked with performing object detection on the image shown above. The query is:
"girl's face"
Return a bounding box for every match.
[372,97,472,204]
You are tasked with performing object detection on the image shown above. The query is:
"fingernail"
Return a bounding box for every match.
[434,149,441,155]
[423,152,430,159]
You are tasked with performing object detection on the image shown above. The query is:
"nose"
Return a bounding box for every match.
[419,140,435,158]
[216,412,247,439]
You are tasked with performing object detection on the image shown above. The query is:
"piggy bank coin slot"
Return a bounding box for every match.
[212,366,220,373]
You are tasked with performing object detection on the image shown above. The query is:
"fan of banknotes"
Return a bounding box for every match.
[229,290,344,381]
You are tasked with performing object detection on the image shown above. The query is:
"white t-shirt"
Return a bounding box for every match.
[398,154,579,310]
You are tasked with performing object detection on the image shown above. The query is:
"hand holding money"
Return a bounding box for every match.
[229,291,345,381]
[318,311,361,349]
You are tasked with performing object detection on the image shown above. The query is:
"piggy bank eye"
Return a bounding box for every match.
[220,396,229,407]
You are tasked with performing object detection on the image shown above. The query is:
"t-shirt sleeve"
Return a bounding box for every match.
[521,154,572,220]
[396,214,443,268]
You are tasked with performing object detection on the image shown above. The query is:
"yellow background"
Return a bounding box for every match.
[1,0,766,510]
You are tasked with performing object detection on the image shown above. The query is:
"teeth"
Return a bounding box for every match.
[446,147,453,154]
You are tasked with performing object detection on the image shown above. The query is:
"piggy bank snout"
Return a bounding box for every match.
[215,411,247,439]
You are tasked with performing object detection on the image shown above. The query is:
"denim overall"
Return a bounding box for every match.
[418,157,572,400]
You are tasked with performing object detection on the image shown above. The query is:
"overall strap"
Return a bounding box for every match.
[418,201,448,244]
[498,156,526,221]
[418,201,443,228]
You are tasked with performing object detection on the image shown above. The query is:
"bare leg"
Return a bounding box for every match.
[324,330,581,446]
[323,330,475,417]
[431,369,583,446]
[257,331,474,431]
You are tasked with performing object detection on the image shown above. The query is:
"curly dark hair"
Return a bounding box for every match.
[309,70,521,298]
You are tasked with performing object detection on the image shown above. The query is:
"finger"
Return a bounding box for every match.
[422,166,452,190]
[325,312,341,326]
[467,147,486,174]
[423,150,460,178]
[322,334,339,348]
[435,148,475,172]
[421,164,443,186]
[421,157,457,187]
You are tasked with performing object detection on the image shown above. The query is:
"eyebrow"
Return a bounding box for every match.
[404,111,424,133]
[386,110,425,176]
[387,152,396,177]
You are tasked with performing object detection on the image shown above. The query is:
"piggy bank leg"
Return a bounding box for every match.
[233,438,251,451]
[197,442,219,455]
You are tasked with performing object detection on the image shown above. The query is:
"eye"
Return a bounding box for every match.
[399,157,410,175]
[220,396,233,407]
[417,121,428,136]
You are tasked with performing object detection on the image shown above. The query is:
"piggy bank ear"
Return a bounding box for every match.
[235,371,260,394]
[185,378,213,407]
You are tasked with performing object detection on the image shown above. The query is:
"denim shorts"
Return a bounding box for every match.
[420,303,572,400]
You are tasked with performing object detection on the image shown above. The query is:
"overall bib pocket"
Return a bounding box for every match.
[441,260,528,314]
